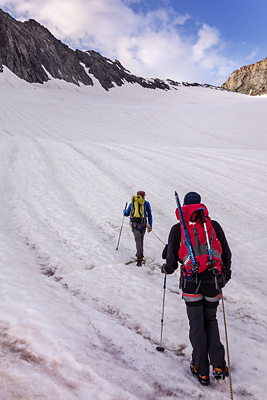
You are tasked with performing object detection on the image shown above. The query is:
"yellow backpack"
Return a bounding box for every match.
[130,195,145,222]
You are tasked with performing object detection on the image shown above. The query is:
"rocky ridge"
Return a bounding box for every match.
[222,58,267,96]
[0,8,169,90]
[0,8,224,92]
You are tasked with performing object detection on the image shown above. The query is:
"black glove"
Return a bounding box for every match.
[221,266,231,288]
[225,269,232,284]
[162,244,168,259]
[161,263,170,274]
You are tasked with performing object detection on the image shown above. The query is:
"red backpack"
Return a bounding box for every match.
[175,203,222,279]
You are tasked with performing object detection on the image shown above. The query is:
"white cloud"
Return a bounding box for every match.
[174,14,190,25]
[192,24,220,62]
[246,46,259,61]
[0,0,240,85]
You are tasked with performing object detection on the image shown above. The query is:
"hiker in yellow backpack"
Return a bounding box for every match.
[124,191,153,266]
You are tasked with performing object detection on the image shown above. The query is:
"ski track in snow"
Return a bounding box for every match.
[0,70,267,399]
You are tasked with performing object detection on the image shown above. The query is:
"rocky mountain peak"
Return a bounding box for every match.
[0,8,93,86]
[222,58,267,96]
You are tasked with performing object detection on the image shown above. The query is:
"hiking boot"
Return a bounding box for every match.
[136,261,142,267]
[136,256,146,263]
[190,361,210,386]
[213,366,229,380]
[136,254,145,265]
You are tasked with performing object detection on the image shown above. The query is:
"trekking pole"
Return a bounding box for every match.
[146,222,165,245]
[221,291,234,400]
[116,202,128,251]
[156,274,167,352]
[200,208,233,398]
[149,227,165,246]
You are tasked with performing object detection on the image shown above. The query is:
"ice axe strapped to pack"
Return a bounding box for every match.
[175,191,199,280]
[198,207,223,290]
[199,207,216,267]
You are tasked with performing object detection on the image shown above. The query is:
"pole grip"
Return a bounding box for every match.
[199,207,206,224]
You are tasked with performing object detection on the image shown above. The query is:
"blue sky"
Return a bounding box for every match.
[131,0,266,62]
[1,0,266,85]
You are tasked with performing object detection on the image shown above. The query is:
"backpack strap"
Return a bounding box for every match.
[182,293,203,303]
[204,293,222,302]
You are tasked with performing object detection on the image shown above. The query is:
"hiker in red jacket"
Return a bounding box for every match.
[162,192,232,386]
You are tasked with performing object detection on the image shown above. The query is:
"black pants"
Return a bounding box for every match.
[133,227,146,261]
[183,280,225,376]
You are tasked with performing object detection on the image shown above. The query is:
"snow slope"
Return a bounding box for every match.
[0,67,266,400]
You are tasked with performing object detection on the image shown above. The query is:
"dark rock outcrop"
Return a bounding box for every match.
[0,9,93,86]
[75,49,170,90]
[0,8,171,90]
[222,58,267,96]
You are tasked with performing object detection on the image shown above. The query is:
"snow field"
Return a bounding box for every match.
[0,67,267,399]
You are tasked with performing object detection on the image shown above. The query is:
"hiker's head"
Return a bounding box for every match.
[137,190,146,199]
[183,192,201,205]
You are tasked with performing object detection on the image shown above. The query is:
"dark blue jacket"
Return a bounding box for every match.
[124,200,153,227]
